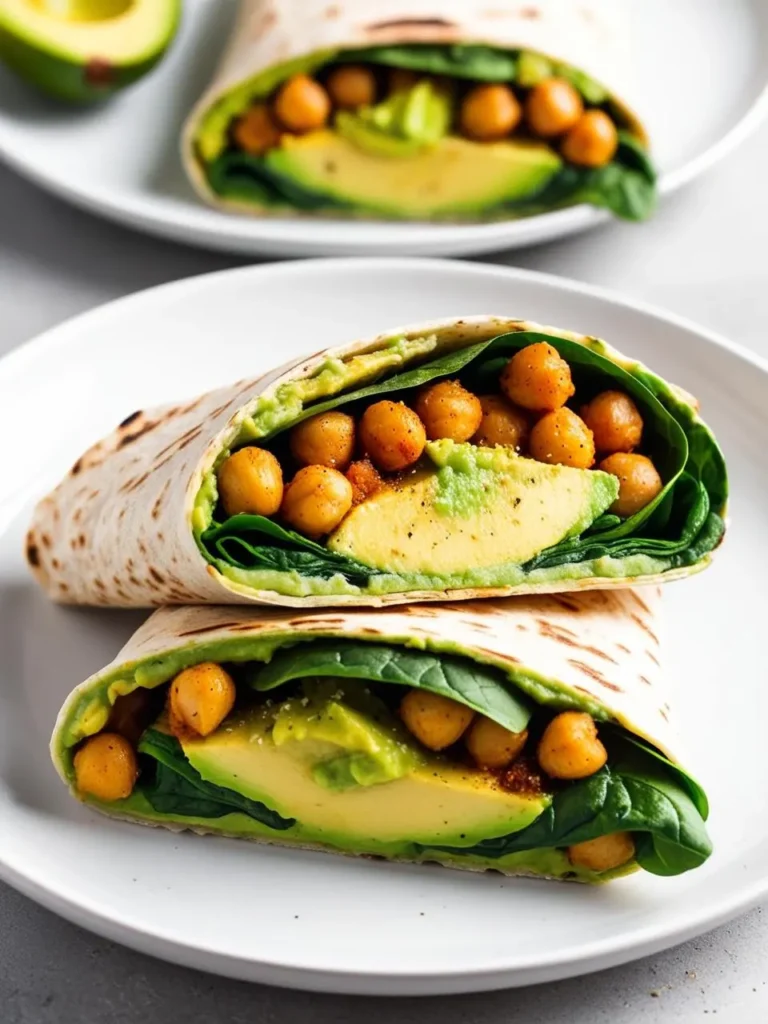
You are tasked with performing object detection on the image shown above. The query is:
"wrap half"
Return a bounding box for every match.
[27,317,728,608]
[52,591,711,883]
[183,0,656,223]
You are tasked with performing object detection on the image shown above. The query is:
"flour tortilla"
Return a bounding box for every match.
[26,315,719,608]
[52,588,676,794]
[182,0,646,215]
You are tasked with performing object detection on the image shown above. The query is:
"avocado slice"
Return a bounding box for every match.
[182,695,549,849]
[327,440,619,576]
[0,0,181,103]
[263,131,562,218]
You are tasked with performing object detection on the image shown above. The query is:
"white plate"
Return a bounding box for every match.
[0,0,766,258]
[1,258,766,995]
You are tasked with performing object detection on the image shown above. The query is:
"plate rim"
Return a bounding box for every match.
[1,257,767,993]
[0,0,767,257]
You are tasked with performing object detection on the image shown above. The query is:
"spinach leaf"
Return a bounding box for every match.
[431,740,711,876]
[251,641,533,733]
[202,515,377,584]
[340,44,518,81]
[138,729,295,830]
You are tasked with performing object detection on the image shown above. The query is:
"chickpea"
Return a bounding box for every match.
[525,78,583,138]
[169,662,236,738]
[414,380,482,442]
[581,390,643,454]
[537,711,607,780]
[274,74,331,133]
[107,688,152,746]
[281,464,353,537]
[346,458,384,506]
[232,103,281,155]
[500,342,575,413]
[598,453,663,517]
[568,832,636,872]
[561,109,618,168]
[465,718,528,770]
[460,84,521,141]
[327,65,377,109]
[74,732,138,802]
[359,400,426,472]
[472,394,530,452]
[400,690,474,751]
[529,408,595,469]
[289,411,356,470]
[217,447,284,518]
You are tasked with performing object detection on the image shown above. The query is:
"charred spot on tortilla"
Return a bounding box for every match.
[148,568,165,586]
[568,659,620,691]
[118,411,142,430]
[25,538,40,567]
[366,18,456,32]
[70,457,84,476]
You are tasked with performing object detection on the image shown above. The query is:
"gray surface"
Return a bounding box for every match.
[2,123,768,1022]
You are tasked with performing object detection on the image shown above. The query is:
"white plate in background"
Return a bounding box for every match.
[0,0,766,257]
[0,258,766,993]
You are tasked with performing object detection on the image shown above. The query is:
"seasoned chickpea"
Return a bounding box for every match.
[289,411,356,470]
[327,64,377,108]
[460,84,521,141]
[525,78,583,138]
[465,718,528,770]
[217,447,284,518]
[581,390,643,454]
[232,103,281,155]
[473,394,530,452]
[537,711,607,780]
[107,688,152,746]
[414,380,483,442]
[598,453,662,517]
[169,662,236,738]
[568,832,636,872]
[562,109,618,167]
[400,690,474,751]
[346,458,384,505]
[74,733,138,801]
[274,74,331,133]
[500,342,575,413]
[359,400,426,472]
[529,408,595,469]
[281,464,353,537]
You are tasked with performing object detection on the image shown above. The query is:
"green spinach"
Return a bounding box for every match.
[430,739,711,876]
[139,729,295,830]
[251,641,533,733]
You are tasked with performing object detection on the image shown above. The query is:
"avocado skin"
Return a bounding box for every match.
[0,2,181,103]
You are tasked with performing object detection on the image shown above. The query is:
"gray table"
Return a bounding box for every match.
[2,123,767,1022]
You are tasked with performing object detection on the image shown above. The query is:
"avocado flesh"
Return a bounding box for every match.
[263,132,562,217]
[0,0,180,102]
[181,699,549,850]
[327,440,619,576]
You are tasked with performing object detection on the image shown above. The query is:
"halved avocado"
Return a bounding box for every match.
[264,131,562,218]
[0,0,181,103]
